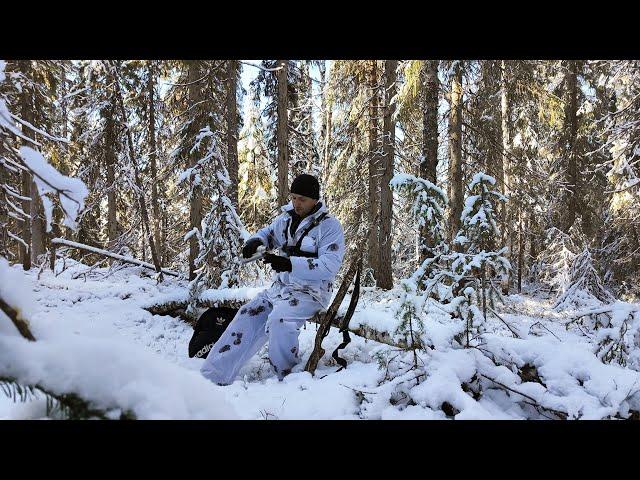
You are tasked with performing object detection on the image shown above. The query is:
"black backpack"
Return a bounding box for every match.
[188,306,239,359]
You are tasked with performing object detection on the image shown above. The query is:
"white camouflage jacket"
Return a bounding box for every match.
[249,200,345,308]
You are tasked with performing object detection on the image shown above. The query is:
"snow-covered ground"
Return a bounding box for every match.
[2,259,640,420]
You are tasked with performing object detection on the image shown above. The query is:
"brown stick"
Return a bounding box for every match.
[0,297,36,341]
[303,255,362,375]
[479,373,568,420]
[304,220,375,375]
[487,306,522,339]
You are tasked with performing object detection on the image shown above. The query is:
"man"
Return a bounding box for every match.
[200,174,345,385]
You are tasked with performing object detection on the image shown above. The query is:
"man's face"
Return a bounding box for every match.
[291,193,318,217]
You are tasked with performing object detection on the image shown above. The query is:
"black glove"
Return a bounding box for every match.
[262,253,292,273]
[242,238,264,259]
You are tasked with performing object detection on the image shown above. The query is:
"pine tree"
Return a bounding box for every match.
[251,60,312,207]
[70,60,135,259]
[187,126,245,315]
[238,97,276,233]
[391,173,449,275]
[554,246,614,310]
[540,219,613,310]
[538,225,581,297]
[226,60,240,209]
[168,60,219,280]
[598,60,640,294]
[322,61,370,254]
[393,60,442,277]
[450,173,510,345]
[0,60,70,268]
[390,169,449,364]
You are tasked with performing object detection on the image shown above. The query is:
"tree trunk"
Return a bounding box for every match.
[187,61,203,281]
[20,167,31,270]
[563,60,579,233]
[50,75,70,271]
[479,186,488,339]
[148,61,163,264]
[19,61,32,270]
[530,214,537,263]
[277,60,290,207]
[303,61,314,173]
[323,96,333,190]
[156,131,169,267]
[26,68,46,263]
[30,179,46,263]
[367,60,381,279]
[226,60,239,208]
[140,230,146,263]
[420,59,439,263]
[49,224,59,271]
[0,143,7,258]
[500,60,512,293]
[104,103,118,251]
[529,213,538,284]
[378,60,397,290]
[161,201,168,266]
[14,63,46,265]
[112,61,164,282]
[319,61,332,188]
[448,62,464,246]
[518,212,525,293]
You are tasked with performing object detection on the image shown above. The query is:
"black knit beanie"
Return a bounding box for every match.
[290,174,320,200]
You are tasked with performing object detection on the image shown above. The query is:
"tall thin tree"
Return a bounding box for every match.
[421,59,440,262]
[148,60,162,262]
[226,59,239,208]
[448,62,464,247]
[378,60,397,290]
[367,60,381,279]
[277,59,289,207]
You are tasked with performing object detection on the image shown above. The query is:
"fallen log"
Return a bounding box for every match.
[142,297,407,349]
[51,238,180,278]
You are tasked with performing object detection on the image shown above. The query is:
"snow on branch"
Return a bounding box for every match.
[10,113,70,144]
[19,146,88,231]
[240,61,284,73]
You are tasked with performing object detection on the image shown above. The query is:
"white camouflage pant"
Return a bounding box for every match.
[200,289,323,385]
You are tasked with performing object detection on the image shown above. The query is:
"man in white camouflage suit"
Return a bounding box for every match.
[201,174,345,385]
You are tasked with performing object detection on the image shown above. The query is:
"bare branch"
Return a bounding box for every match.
[240,61,283,73]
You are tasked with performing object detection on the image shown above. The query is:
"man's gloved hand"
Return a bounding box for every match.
[242,238,264,259]
[262,253,292,273]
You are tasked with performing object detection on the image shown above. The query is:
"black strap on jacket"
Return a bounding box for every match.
[330,256,362,372]
[282,212,328,258]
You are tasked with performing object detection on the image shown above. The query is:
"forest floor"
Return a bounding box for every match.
[2,260,639,420]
